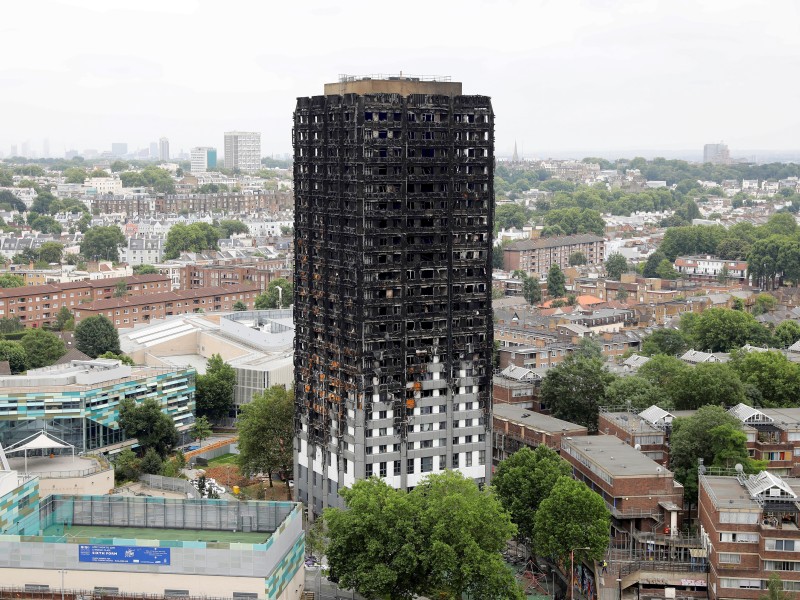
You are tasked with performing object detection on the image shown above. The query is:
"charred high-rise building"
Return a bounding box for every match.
[293,76,494,515]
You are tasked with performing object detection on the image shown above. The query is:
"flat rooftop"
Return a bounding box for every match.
[493,404,587,434]
[324,74,462,97]
[562,434,673,477]
[8,455,101,476]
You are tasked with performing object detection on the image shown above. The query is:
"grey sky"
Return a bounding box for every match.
[2,0,799,160]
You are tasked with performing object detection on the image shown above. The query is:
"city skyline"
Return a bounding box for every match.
[2,0,799,159]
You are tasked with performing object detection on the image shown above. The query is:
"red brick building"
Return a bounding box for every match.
[73,284,260,327]
[699,471,800,599]
[503,233,605,275]
[492,403,586,464]
[0,274,171,328]
[180,262,292,293]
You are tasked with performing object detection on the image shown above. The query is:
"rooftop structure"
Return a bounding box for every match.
[492,403,586,463]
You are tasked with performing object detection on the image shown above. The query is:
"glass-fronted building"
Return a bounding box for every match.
[0,359,195,453]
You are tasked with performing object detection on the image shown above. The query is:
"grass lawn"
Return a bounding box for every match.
[207,453,239,466]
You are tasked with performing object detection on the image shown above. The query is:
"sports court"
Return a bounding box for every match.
[42,523,270,543]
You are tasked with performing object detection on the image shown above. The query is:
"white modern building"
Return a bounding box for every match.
[674,255,748,281]
[224,131,261,173]
[159,137,170,161]
[190,147,217,173]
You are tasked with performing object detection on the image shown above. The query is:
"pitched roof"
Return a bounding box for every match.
[639,405,674,426]
[729,403,773,424]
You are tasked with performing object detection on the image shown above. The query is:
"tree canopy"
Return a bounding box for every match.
[164,222,221,259]
[81,225,126,262]
[681,308,772,352]
[195,354,235,422]
[118,397,178,458]
[605,252,628,281]
[533,476,610,565]
[237,385,294,488]
[324,472,524,600]
[75,315,120,357]
[20,329,66,369]
[540,353,614,431]
[546,264,566,298]
[254,278,293,309]
[641,328,687,357]
[492,445,571,542]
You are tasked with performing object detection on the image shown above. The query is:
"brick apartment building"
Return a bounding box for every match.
[181,262,292,293]
[492,403,586,464]
[92,190,293,215]
[600,404,800,478]
[503,233,605,276]
[561,435,685,541]
[73,284,260,327]
[0,274,171,328]
[699,471,800,599]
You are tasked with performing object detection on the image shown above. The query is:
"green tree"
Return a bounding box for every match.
[81,225,125,262]
[254,278,293,309]
[494,203,531,231]
[140,447,164,475]
[118,397,178,457]
[656,259,679,279]
[114,279,128,298]
[670,406,764,503]
[685,308,772,352]
[232,300,247,311]
[775,320,800,348]
[164,222,221,259]
[37,242,64,264]
[540,354,615,431]
[28,214,62,235]
[189,415,213,443]
[325,472,523,600]
[0,341,27,373]
[615,288,629,302]
[30,191,56,214]
[110,160,129,173]
[752,293,777,316]
[532,477,610,565]
[63,167,87,184]
[195,354,235,422]
[492,445,571,541]
[20,328,66,368]
[237,386,294,488]
[643,250,667,278]
[75,315,120,357]
[0,317,23,334]
[641,328,687,356]
[761,573,792,600]
[0,189,26,212]
[522,276,541,305]
[113,448,140,482]
[546,264,566,298]
[54,306,74,331]
[637,354,690,391]
[568,251,587,266]
[0,274,25,288]
[98,351,134,365]
[730,350,800,408]
[670,362,746,410]
[217,220,249,237]
[89,169,110,178]
[604,375,667,410]
[605,252,628,280]
[132,264,158,275]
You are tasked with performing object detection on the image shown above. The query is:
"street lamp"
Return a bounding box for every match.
[617,577,622,600]
[59,570,67,600]
[570,547,590,600]
[275,285,283,309]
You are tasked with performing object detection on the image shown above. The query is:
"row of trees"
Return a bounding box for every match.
[318,444,611,600]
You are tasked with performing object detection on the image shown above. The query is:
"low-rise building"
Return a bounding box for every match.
[73,284,261,327]
[699,470,800,600]
[0,359,195,454]
[675,256,748,282]
[492,403,586,464]
[503,233,605,275]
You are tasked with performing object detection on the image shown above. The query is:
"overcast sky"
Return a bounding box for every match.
[2,0,799,161]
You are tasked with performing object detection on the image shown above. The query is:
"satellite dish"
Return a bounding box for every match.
[735,463,744,473]
[634,444,641,451]
[656,466,662,473]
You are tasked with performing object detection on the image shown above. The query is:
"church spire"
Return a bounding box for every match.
[512,140,519,163]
